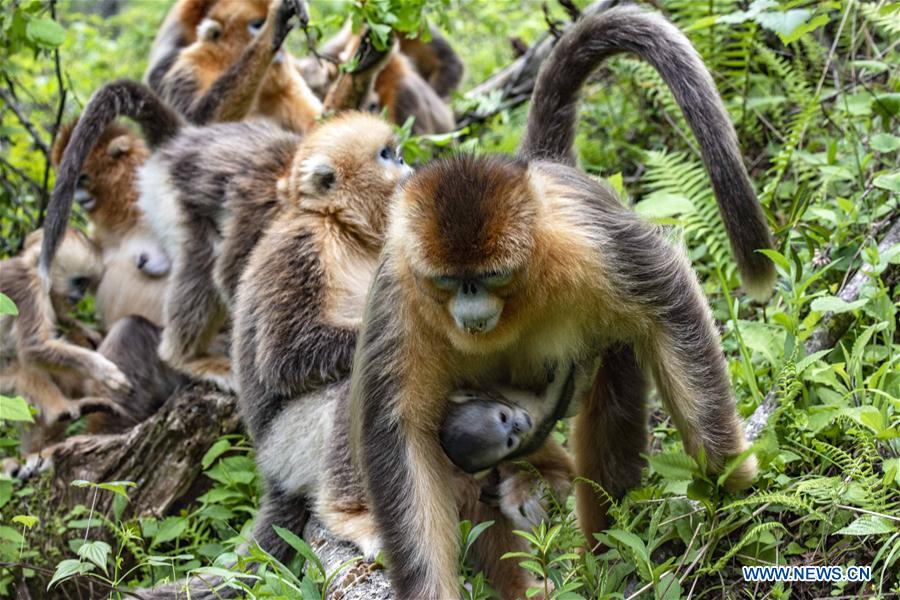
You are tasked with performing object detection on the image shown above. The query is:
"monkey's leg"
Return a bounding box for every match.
[574,344,648,552]
[643,328,756,491]
[159,242,231,390]
[10,367,74,452]
[251,487,310,564]
[461,486,541,600]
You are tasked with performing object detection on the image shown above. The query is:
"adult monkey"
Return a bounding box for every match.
[145,0,321,133]
[350,5,772,598]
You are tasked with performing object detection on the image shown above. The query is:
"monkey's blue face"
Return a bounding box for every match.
[429,271,514,335]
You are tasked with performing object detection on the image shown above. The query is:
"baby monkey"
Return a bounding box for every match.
[442,362,576,475]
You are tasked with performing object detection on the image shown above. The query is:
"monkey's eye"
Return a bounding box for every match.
[77,173,90,188]
[482,270,514,288]
[248,18,265,35]
[379,146,393,161]
[70,276,90,291]
[430,276,459,291]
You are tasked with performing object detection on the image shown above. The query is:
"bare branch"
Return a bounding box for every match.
[0,87,50,155]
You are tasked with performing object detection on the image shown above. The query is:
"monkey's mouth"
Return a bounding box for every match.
[455,314,500,335]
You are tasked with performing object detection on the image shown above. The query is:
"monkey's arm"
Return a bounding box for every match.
[322,29,393,113]
[14,276,128,393]
[350,266,461,599]
[161,0,304,125]
[235,220,357,397]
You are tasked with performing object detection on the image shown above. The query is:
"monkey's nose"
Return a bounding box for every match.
[512,412,532,434]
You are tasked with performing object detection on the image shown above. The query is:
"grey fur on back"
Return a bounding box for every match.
[519,5,775,299]
[40,80,182,281]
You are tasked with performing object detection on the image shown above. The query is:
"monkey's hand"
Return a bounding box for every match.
[496,461,572,531]
[271,0,308,52]
[67,396,129,423]
[91,356,131,394]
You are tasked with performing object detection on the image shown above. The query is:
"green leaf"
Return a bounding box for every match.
[0,293,17,316]
[48,558,94,589]
[26,17,66,48]
[607,172,624,197]
[153,516,188,545]
[873,171,900,193]
[870,134,900,153]
[0,395,34,422]
[0,480,12,510]
[753,9,812,41]
[757,249,791,273]
[12,515,38,528]
[648,451,697,481]
[634,193,694,219]
[201,438,231,469]
[273,524,324,574]
[834,515,895,536]
[77,540,111,575]
[605,529,649,563]
[810,296,868,314]
[97,480,135,500]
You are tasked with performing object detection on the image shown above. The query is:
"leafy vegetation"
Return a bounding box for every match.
[1,0,898,598]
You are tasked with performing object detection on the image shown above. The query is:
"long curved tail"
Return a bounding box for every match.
[519,6,775,300]
[40,80,182,281]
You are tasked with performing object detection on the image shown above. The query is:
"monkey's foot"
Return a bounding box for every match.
[722,452,758,492]
[93,356,131,394]
[272,0,304,50]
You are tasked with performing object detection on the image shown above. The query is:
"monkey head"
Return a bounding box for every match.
[192,0,268,49]
[24,228,102,308]
[391,154,554,354]
[441,392,534,474]
[52,120,148,246]
[283,112,411,246]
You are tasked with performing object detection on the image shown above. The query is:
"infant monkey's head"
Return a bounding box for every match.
[441,391,535,474]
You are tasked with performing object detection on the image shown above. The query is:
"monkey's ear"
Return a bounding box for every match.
[107,135,133,158]
[197,18,222,42]
[299,156,337,198]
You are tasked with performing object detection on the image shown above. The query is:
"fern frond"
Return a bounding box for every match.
[860,3,900,37]
[706,521,787,572]
[640,150,735,279]
[722,492,824,520]
[761,100,819,205]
